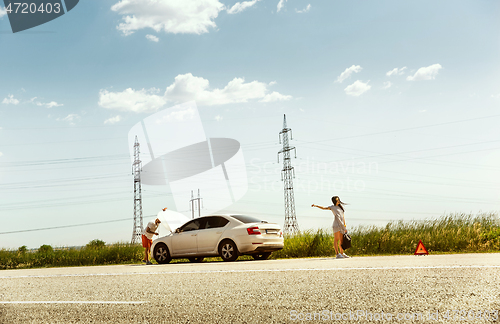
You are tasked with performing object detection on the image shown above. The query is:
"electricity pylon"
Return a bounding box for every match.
[131,136,144,244]
[190,189,203,219]
[278,114,299,234]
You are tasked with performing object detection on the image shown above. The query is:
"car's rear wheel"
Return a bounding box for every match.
[219,240,239,262]
[153,243,171,264]
[252,252,272,260]
[188,257,204,263]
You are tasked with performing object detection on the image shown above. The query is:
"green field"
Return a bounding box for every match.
[1,212,499,270]
[0,239,144,270]
[273,212,500,258]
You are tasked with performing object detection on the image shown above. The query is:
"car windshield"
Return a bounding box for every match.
[231,215,263,224]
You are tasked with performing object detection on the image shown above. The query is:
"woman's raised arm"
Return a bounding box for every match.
[311,204,329,210]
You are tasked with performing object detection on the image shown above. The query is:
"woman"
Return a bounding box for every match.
[312,196,349,259]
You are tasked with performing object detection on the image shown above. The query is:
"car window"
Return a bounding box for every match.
[230,215,263,224]
[180,219,203,232]
[205,216,229,229]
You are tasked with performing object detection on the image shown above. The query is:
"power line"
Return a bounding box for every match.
[0,196,131,211]
[0,191,130,210]
[0,218,130,235]
[0,137,125,147]
[297,113,500,143]
[0,154,129,167]
[296,139,500,171]
[0,174,129,190]
[0,125,135,131]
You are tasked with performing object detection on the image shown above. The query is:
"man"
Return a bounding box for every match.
[142,215,162,265]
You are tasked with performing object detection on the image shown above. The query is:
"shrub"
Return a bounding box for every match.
[85,239,106,249]
[38,245,53,253]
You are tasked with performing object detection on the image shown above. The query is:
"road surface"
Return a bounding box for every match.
[1,253,499,323]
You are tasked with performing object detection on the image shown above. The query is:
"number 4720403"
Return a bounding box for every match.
[5,2,62,14]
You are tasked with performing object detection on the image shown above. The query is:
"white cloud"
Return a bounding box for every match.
[165,73,292,105]
[98,88,167,113]
[104,115,122,124]
[57,114,80,126]
[2,95,20,105]
[0,152,3,157]
[215,115,223,121]
[111,0,224,36]
[382,81,392,89]
[100,74,291,110]
[406,64,442,81]
[0,6,6,18]
[45,101,63,108]
[295,4,311,13]
[386,67,407,76]
[227,0,260,14]
[336,65,362,83]
[146,34,159,42]
[269,81,277,86]
[29,97,63,108]
[260,91,292,102]
[344,80,371,96]
[277,0,287,12]
[491,94,500,99]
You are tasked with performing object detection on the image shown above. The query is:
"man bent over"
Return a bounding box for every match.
[142,217,161,265]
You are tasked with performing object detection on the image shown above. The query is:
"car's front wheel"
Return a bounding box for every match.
[153,243,171,264]
[252,252,272,260]
[219,240,239,262]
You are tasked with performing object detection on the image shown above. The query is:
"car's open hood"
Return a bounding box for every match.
[157,209,190,234]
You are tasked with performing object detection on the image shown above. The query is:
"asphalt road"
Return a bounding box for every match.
[1,253,499,323]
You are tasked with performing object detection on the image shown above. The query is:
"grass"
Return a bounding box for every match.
[272,212,500,258]
[0,242,143,270]
[1,212,499,269]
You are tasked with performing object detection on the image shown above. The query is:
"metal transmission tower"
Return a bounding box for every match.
[278,114,300,234]
[189,189,203,219]
[131,136,144,244]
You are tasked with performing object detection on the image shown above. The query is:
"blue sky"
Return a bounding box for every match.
[1,0,499,249]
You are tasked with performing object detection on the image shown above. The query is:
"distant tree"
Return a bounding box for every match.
[38,244,53,253]
[18,245,28,253]
[86,239,106,249]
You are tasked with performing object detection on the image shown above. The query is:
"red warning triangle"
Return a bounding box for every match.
[414,240,429,255]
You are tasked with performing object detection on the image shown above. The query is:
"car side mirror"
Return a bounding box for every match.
[175,228,180,234]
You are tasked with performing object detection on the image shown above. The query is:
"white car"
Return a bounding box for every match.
[151,214,284,263]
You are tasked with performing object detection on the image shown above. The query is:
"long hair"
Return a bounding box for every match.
[331,196,347,212]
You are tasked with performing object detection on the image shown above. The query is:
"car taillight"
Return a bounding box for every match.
[280,231,283,237]
[247,226,261,235]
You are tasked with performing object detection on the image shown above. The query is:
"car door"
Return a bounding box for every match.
[171,219,205,256]
[197,216,229,253]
